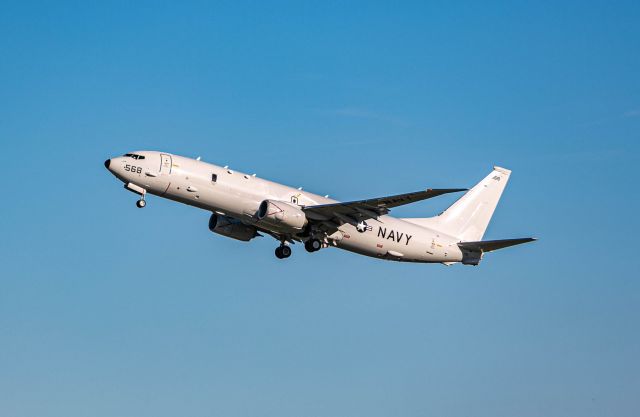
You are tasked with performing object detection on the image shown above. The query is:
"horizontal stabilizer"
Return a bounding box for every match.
[458,237,536,252]
[457,238,536,265]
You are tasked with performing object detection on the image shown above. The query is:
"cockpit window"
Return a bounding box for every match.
[123,153,145,160]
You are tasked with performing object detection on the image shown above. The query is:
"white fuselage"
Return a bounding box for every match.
[105,151,465,263]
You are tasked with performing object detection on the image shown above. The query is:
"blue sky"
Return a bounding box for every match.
[1,1,638,416]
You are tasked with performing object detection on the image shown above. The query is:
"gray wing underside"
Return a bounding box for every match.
[302,188,466,227]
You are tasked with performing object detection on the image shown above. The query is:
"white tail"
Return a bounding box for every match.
[406,167,512,241]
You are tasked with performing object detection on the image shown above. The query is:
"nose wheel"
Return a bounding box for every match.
[275,245,292,259]
[136,198,146,208]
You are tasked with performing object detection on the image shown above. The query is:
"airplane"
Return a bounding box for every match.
[104,151,535,264]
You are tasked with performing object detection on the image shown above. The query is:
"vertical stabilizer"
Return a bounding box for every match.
[430,167,511,241]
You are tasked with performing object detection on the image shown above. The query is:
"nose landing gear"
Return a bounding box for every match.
[124,183,147,208]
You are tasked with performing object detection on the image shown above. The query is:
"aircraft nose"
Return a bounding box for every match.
[104,159,111,169]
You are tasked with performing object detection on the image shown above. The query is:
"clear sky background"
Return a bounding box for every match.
[1,1,638,416]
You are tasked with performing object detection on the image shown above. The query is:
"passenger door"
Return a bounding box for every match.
[160,154,172,174]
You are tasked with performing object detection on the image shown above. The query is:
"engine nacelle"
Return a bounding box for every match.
[209,214,258,242]
[257,199,307,232]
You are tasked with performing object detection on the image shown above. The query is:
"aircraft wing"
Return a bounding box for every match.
[303,188,466,224]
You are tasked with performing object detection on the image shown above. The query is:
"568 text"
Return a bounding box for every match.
[125,165,142,174]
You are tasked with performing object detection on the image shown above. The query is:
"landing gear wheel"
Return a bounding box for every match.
[275,245,291,259]
[305,239,322,252]
[136,199,146,208]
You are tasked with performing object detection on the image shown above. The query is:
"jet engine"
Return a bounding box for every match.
[209,214,258,242]
[257,199,307,233]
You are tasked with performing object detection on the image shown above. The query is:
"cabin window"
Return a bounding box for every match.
[123,153,145,160]
[211,174,217,183]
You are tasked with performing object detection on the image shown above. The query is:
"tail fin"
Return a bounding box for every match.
[408,167,512,241]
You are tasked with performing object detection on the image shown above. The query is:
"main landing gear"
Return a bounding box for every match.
[304,238,322,253]
[275,244,292,259]
[274,238,322,259]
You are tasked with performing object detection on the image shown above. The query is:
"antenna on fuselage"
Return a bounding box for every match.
[196,156,201,161]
